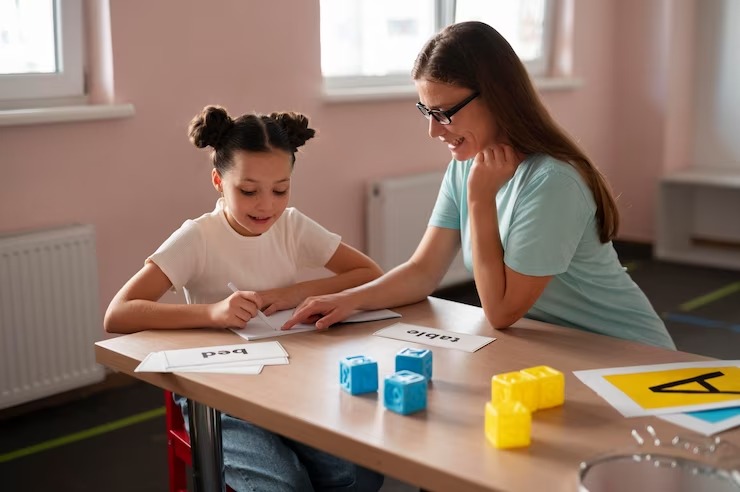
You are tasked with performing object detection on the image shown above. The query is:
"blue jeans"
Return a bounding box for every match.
[177,397,384,492]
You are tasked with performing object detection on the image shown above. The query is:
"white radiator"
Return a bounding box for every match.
[367,171,472,289]
[0,224,105,410]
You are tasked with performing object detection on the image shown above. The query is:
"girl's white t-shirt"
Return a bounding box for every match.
[148,198,341,304]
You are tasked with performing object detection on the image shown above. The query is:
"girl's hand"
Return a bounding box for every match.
[256,286,304,316]
[208,291,262,329]
[468,144,523,203]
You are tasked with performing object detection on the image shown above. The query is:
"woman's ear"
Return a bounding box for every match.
[212,168,223,193]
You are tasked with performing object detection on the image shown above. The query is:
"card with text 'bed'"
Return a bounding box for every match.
[161,341,288,370]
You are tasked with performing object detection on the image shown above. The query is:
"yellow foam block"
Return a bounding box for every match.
[521,365,565,409]
[484,400,531,448]
[491,371,538,411]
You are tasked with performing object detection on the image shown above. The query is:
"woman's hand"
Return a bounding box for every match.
[282,292,359,331]
[208,291,262,329]
[468,144,523,203]
[257,286,304,316]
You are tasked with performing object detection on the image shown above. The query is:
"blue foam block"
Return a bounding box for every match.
[339,355,378,395]
[395,347,433,380]
[383,370,427,415]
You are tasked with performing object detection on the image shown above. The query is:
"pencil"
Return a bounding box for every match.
[227,282,276,329]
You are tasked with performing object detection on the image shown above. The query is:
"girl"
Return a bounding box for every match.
[104,105,385,491]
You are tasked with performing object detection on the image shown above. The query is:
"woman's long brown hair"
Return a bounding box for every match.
[412,21,619,242]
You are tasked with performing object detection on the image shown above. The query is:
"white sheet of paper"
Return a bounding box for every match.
[232,310,315,340]
[658,406,740,436]
[135,352,266,374]
[172,364,265,374]
[573,360,740,417]
[162,341,288,369]
[178,356,288,368]
[168,357,287,374]
[373,322,495,352]
[231,308,402,341]
[134,352,166,372]
[343,309,401,324]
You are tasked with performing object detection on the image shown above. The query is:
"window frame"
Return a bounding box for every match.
[0,0,85,104]
[321,0,559,96]
[519,0,557,77]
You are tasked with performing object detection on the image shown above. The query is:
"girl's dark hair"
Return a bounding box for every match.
[412,21,619,243]
[188,105,316,174]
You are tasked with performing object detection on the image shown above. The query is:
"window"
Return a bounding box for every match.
[320,0,555,95]
[455,0,553,76]
[0,0,85,105]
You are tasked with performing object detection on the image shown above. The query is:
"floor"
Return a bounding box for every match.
[2,244,739,491]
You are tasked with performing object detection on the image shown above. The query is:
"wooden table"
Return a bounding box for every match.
[95,297,740,492]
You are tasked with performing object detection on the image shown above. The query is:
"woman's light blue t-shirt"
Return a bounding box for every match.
[429,154,675,349]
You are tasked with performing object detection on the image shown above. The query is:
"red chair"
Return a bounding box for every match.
[165,391,235,492]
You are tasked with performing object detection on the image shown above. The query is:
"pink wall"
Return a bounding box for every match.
[610,0,697,239]
[0,0,696,321]
[544,0,617,186]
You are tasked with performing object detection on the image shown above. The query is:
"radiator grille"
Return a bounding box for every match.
[367,172,472,288]
[0,224,104,410]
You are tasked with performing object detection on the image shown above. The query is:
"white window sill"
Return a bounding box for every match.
[322,76,583,103]
[534,76,584,91]
[0,103,135,127]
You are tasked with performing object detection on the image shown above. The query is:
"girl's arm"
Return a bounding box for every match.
[103,261,260,334]
[259,242,384,315]
[284,226,461,329]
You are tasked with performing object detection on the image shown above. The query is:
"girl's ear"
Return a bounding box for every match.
[212,168,223,193]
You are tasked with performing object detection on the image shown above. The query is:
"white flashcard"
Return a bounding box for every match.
[134,352,265,374]
[658,406,740,436]
[342,309,402,324]
[172,364,265,375]
[232,313,316,341]
[171,356,288,371]
[162,341,288,370]
[373,322,496,352]
[231,308,402,341]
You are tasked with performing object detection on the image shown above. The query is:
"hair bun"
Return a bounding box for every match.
[269,112,316,151]
[188,105,234,149]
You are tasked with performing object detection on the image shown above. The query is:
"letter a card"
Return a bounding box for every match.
[574,360,740,417]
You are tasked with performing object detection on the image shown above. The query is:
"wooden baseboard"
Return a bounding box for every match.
[0,372,138,421]
[690,235,740,251]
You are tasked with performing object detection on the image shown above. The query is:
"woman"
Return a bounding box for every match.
[284,21,675,350]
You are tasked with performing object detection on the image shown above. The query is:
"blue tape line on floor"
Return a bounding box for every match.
[664,313,729,329]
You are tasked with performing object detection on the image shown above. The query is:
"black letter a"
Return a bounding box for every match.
[649,371,740,395]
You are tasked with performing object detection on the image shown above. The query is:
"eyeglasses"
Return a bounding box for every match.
[416,92,480,125]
